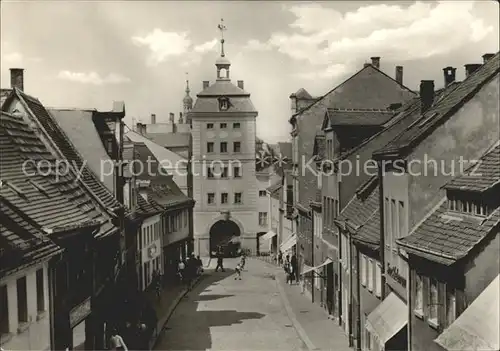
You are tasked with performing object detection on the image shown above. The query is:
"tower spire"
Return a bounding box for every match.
[185,72,190,94]
[217,18,227,57]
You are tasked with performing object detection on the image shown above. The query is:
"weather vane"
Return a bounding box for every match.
[217,18,227,57]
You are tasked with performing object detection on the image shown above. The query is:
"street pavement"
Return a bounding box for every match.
[154,258,308,351]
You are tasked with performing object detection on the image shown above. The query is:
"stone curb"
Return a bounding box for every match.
[274,271,318,351]
[149,275,203,350]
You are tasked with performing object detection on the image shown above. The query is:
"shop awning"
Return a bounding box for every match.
[366,292,407,348]
[261,230,277,241]
[280,234,297,252]
[301,258,333,275]
[435,275,499,351]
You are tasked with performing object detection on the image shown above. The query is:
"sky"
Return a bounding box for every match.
[1,1,499,143]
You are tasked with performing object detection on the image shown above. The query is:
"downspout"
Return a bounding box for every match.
[355,245,361,351]
[348,228,354,347]
[311,211,315,303]
[378,161,386,298]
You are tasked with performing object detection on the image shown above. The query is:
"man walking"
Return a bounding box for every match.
[215,247,225,272]
[291,253,298,284]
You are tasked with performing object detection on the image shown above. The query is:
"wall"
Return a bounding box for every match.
[139,215,162,290]
[408,75,500,231]
[163,208,191,247]
[1,262,50,351]
[257,172,272,232]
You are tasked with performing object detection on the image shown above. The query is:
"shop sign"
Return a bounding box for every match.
[70,297,91,328]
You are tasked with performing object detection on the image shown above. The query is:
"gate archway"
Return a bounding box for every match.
[209,220,241,257]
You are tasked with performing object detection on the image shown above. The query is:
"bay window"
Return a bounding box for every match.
[361,255,367,287]
[428,278,439,326]
[415,273,423,316]
[367,259,374,292]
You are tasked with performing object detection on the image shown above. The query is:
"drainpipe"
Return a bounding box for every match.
[311,212,315,303]
[355,245,361,351]
[348,228,354,347]
[378,161,386,298]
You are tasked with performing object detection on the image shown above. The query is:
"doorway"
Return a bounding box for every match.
[209,220,241,257]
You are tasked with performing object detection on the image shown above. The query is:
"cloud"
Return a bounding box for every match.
[57,71,131,85]
[243,39,272,51]
[293,63,350,81]
[246,1,493,74]
[132,29,218,66]
[2,51,42,65]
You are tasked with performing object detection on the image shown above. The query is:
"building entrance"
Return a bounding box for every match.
[209,220,241,257]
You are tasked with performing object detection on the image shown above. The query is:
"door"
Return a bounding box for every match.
[326,262,333,315]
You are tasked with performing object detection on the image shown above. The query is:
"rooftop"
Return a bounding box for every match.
[325,109,396,127]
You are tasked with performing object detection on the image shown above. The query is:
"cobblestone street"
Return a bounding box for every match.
[154,258,308,351]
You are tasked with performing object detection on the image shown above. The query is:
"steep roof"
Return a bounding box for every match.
[197,80,250,97]
[325,109,396,127]
[292,88,313,99]
[147,132,190,149]
[398,200,500,265]
[445,143,500,192]
[1,196,63,278]
[0,111,115,238]
[290,63,416,123]
[4,90,123,213]
[48,108,114,192]
[375,52,500,158]
[192,79,256,114]
[125,129,186,164]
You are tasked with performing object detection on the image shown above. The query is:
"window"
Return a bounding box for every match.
[259,212,268,226]
[207,123,214,129]
[367,259,374,292]
[36,268,45,312]
[207,193,215,205]
[375,263,382,297]
[233,166,241,178]
[234,192,242,204]
[428,278,439,326]
[105,139,113,154]
[385,198,392,250]
[360,255,367,286]
[233,122,240,129]
[219,98,229,111]
[207,166,214,179]
[399,201,405,238]
[0,285,9,335]
[391,199,398,240]
[259,190,267,197]
[17,276,28,323]
[221,166,229,178]
[446,286,456,327]
[207,142,214,153]
[221,192,228,204]
[233,141,241,153]
[220,142,228,153]
[220,123,227,129]
[365,329,373,350]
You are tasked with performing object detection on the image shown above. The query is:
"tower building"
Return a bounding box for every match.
[189,19,259,256]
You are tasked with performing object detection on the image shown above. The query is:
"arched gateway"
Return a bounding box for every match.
[209,219,241,257]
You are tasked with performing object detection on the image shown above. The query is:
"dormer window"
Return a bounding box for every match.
[218,97,230,111]
[447,192,493,216]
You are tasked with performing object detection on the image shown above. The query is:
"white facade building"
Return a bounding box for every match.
[138,214,163,291]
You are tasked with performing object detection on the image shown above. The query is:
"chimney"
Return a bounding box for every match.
[136,122,142,134]
[370,57,380,69]
[203,81,209,89]
[419,80,435,113]
[10,68,24,91]
[151,113,156,124]
[464,64,482,78]
[237,80,244,89]
[395,66,403,85]
[363,63,371,68]
[443,66,457,87]
[169,112,174,123]
[482,53,495,63]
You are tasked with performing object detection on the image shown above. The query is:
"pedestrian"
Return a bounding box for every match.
[291,253,298,284]
[196,255,203,275]
[240,252,246,270]
[215,248,225,272]
[177,260,185,282]
[283,260,292,284]
[234,262,242,280]
[110,328,128,350]
[278,251,283,266]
